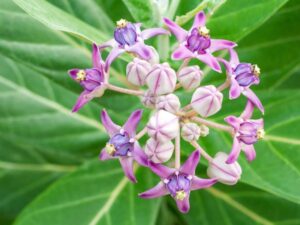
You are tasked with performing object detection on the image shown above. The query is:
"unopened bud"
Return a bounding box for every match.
[156,94,180,114]
[147,110,179,142]
[181,123,201,142]
[145,138,174,163]
[126,58,152,86]
[207,152,242,185]
[199,125,209,137]
[141,90,157,108]
[146,63,177,95]
[191,85,223,117]
[178,66,203,90]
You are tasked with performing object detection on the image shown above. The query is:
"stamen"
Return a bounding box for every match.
[175,190,187,201]
[252,64,260,76]
[257,128,265,139]
[76,70,86,81]
[163,179,170,184]
[105,143,116,155]
[116,19,127,28]
[198,26,210,37]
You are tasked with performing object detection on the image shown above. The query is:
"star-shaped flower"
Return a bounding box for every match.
[68,44,107,112]
[99,109,148,183]
[139,150,217,213]
[163,11,236,72]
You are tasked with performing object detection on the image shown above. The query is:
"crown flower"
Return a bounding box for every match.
[66,10,265,214]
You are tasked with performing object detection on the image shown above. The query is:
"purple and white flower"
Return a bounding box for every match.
[139,150,217,213]
[99,109,148,183]
[164,12,236,72]
[68,44,106,112]
[207,152,242,185]
[156,94,181,114]
[181,122,201,142]
[147,110,180,142]
[126,58,152,86]
[219,49,264,113]
[146,63,177,95]
[225,101,265,164]
[145,138,174,163]
[178,66,203,90]
[191,85,223,117]
[100,19,169,71]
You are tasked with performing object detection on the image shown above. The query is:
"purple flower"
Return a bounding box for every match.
[100,19,169,72]
[163,12,236,72]
[68,44,106,112]
[225,101,265,164]
[139,150,217,213]
[219,49,264,113]
[99,109,148,183]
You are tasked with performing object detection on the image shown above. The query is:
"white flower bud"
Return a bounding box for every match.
[126,58,152,86]
[141,90,157,108]
[147,110,179,142]
[200,125,209,137]
[178,66,203,90]
[146,63,177,95]
[156,94,180,114]
[145,138,174,163]
[181,122,201,142]
[207,152,242,185]
[191,85,223,117]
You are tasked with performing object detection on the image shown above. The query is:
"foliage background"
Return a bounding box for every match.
[0,0,299,224]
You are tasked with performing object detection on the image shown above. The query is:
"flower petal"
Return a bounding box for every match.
[148,161,175,178]
[224,115,241,131]
[229,79,242,99]
[119,157,137,183]
[92,43,102,69]
[175,194,190,213]
[100,109,121,137]
[191,176,217,190]
[163,18,188,42]
[72,90,92,112]
[197,53,222,73]
[139,182,168,198]
[229,48,240,66]
[243,144,256,162]
[127,42,152,60]
[210,39,237,53]
[141,28,170,40]
[217,58,232,74]
[123,110,143,136]
[180,149,200,175]
[99,148,113,160]
[226,137,242,164]
[172,45,194,60]
[68,69,80,81]
[243,89,264,114]
[133,143,148,167]
[105,47,125,72]
[192,11,206,29]
[98,39,116,50]
[240,100,255,120]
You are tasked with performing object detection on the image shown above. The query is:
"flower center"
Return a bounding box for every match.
[106,132,133,157]
[238,122,260,145]
[198,26,210,37]
[165,173,191,200]
[175,190,187,201]
[256,128,265,139]
[116,19,127,28]
[76,70,86,81]
[252,64,260,77]
[186,28,211,54]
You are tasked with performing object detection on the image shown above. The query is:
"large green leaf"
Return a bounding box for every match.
[13,0,109,43]
[14,160,160,225]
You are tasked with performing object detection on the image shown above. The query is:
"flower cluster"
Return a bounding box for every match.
[68,11,264,213]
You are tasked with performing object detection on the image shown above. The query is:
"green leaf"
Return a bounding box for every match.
[14,160,160,225]
[182,183,300,225]
[122,0,156,27]
[13,0,109,43]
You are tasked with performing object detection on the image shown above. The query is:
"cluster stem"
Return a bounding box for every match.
[106,83,144,96]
